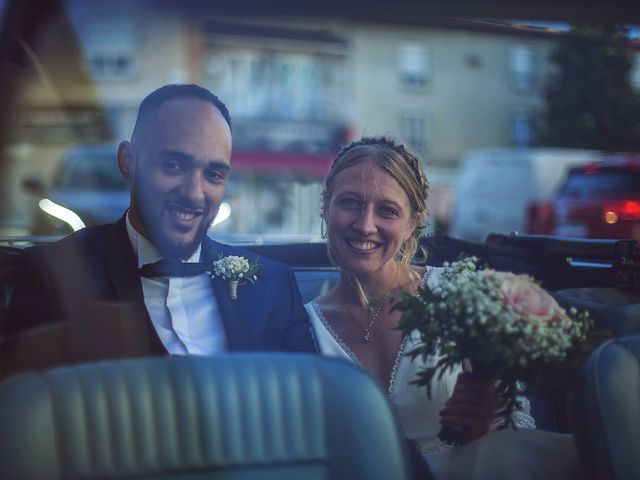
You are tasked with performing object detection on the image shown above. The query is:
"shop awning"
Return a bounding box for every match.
[231,150,333,177]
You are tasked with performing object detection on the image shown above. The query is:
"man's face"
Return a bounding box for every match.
[122,97,232,259]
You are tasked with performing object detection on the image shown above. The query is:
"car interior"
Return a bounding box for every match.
[1,0,640,479]
[0,354,415,479]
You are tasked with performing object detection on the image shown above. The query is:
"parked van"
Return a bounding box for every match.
[449,147,597,242]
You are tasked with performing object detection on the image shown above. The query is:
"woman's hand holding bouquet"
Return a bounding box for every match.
[439,371,497,444]
[396,257,601,446]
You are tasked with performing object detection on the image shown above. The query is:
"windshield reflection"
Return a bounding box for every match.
[0,1,638,242]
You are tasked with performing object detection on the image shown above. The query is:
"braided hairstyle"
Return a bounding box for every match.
[322,136,429,266]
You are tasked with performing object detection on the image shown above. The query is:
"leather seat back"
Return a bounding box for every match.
[0,353,411,479]
[0,245,20,331]
[569,334,640,480]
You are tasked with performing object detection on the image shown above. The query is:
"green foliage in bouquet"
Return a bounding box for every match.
[396,257,606,438]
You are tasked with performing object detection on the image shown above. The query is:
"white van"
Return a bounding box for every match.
[448,147,598,242]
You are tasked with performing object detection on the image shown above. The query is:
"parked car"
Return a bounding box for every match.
[22,144,129,235]
[547,155,640,241]
[449,147,597,242]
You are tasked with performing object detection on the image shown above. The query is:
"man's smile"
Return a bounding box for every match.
[165,202,206,228]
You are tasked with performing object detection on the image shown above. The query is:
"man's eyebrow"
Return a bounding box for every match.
[157,149,231,170]
[157,149,193,160]
[207,162,231,172]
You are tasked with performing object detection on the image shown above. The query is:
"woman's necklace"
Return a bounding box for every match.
[352,263,400,343]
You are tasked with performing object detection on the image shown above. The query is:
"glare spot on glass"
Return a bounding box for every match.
[212,202,231,228]
[38,198,87,231]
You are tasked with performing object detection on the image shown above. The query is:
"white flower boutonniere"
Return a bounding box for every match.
[211,255,261,300]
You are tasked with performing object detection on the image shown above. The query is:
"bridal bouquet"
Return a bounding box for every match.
[396,257,597,443]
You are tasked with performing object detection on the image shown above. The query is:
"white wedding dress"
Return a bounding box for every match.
[305,266,583,480]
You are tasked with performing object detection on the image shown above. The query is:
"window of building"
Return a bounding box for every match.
[398,43,430,87]
[401,114,430,154]
[512,111,534,146]
[270,54,318,118]
[509,45,536,91]
[206,47,347,121]
[206,48,265,117]
[82,28,137,80]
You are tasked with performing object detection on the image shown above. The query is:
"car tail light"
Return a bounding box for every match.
[584,163,600,174]
[601,200,640,224]
[526,201,555,234]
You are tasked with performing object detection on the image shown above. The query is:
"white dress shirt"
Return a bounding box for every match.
[126,214,228,355]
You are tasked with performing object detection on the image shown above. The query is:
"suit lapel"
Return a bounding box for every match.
[100,223,252,353]
[202,239,252,351]
[103,217,165,354]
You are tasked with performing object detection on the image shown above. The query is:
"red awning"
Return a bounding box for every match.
[231,150,333,177]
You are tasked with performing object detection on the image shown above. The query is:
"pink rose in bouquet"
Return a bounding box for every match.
[495,273,567,324]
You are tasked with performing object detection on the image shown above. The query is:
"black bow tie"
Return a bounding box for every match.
[140,259,210,278]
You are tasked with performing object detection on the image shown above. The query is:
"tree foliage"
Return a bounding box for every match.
[541,25,640,151]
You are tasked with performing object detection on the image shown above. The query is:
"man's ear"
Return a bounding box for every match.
[117,141,134,181]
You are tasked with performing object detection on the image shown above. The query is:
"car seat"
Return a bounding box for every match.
[0,353,413,479]
[569,334,640,480]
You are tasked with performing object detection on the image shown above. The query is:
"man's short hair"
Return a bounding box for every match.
[131,84,231,140]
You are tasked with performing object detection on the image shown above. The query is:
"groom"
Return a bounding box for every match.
[2,84,316,371]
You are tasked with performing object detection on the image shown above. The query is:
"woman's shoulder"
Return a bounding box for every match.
[305,289,342,322]
[306,288,336,309]
[304,297,329,340]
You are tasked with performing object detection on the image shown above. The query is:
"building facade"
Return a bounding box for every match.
[6,2,624,235]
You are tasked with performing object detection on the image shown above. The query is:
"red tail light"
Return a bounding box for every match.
[526,201,555,234]
[601,200,640,223]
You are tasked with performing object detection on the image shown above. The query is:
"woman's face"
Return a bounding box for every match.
[324,160,418,277]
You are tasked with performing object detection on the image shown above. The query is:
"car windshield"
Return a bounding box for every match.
[561,170,640,197]
[1,4,640,479]
[0,1,638,241]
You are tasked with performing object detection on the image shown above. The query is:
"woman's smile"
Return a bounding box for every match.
[345,238,381,252]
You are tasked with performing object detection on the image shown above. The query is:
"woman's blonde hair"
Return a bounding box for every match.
[322,136,429,267]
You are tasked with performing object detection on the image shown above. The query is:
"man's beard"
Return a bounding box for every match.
[133,179,215,260]
[147,214,212,260]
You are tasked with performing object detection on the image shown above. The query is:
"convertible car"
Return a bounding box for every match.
[0,0,639,479]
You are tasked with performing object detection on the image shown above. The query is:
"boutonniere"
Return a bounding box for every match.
[211,255,261,300]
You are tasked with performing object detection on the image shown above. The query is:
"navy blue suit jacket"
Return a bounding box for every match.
[3,217,316,369]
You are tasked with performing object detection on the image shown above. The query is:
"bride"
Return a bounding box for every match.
[304,136,582,479]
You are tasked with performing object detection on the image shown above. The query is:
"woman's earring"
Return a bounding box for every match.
[399,240,408,263]
[321,217,327,239]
